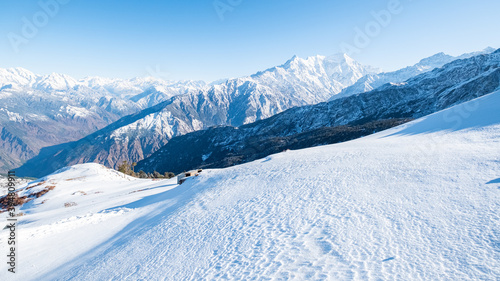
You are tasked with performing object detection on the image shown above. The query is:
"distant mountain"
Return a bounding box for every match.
[0,68,206,172]
[332,47,496,100]
[135,49,500,174]
[15,54,380,177]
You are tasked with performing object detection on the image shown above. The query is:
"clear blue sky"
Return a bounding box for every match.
[0,0,499,82]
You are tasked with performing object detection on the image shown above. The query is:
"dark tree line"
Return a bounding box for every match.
[117,161,175,179]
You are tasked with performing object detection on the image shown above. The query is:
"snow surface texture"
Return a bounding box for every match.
[2,91,500,280]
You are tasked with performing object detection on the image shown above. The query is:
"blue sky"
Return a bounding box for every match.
[0,0,499,82]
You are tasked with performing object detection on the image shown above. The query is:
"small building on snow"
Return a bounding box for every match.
[177,169,202,184]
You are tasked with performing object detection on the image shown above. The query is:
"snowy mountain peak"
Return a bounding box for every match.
[34,72,79,91]
[9,67,36,77]
[322,53,380,86]
[482,46,495,54]
[416,52,454,68]
[279,55,308,70]
[0,67,38,88]
[261,53,378,84]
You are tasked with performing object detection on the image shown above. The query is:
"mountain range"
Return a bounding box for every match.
[135,48,500,174]
[13,54,381,176]
[0,68,205,172]
[332,47,496,100]
[6,47,498,177]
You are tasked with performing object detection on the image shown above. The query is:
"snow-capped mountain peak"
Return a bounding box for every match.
[323,53,381,85]
[252,53,379,93]
[0,67,38,88]
[415,52,454,69]
[34,72,80,91]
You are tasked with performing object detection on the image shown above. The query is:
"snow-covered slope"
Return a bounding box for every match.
[2,90,499,280]
[332,47,496,100]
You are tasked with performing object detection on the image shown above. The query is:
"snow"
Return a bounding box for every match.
[390,89,500,134]
[34,73,79,91]
[0,163,179,280]
[0,67,37,88]
[1,91,500,280]
[109,110,199,140]
[251,53,379,102]
[0,108,24,122]
[0,176,30,197]
[62,105,93,118]
[202,152,212,161]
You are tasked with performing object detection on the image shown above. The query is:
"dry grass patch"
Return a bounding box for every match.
[65,177,85,181]
[72,191,88,196]
[25,181,46,190]
[64,202,77,208]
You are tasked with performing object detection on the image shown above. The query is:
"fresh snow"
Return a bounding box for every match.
[1,91,500,280]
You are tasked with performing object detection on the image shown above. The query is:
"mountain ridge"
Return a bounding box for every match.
[332,47,496,100]
[14,53,380,176]
[134,49,500,174]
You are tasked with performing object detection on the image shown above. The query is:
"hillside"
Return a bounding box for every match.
[1,90,499,280]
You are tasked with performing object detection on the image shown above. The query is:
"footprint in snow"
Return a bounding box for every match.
[261,157,272,163]
[382,257,396,262]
